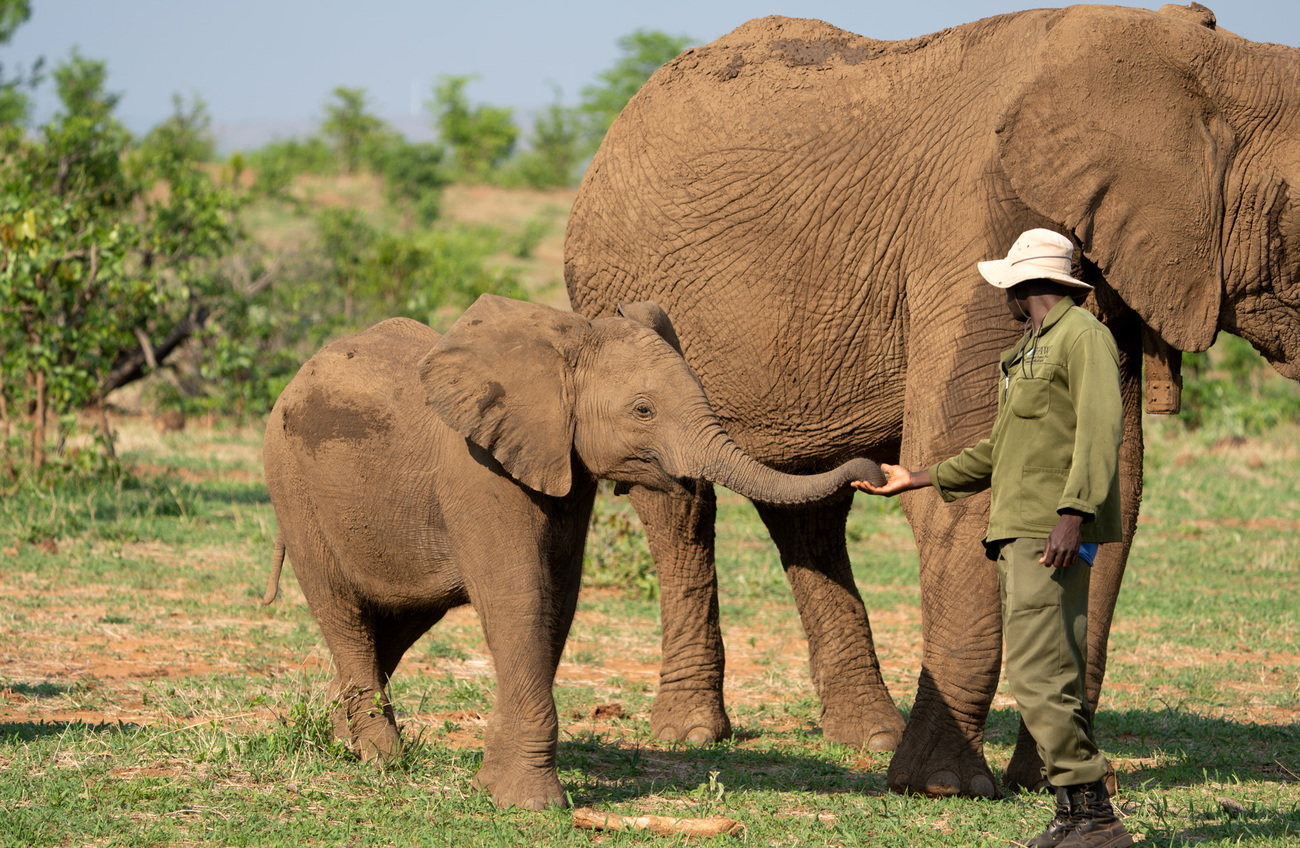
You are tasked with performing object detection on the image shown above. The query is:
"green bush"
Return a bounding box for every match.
[370,139,449,225]
[583,482,657,599]
[243,136,335,197]
[0,50,244,475]
[430,75,519,182]
[1176,334,1300,435]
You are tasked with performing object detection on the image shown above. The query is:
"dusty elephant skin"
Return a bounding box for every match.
[261,294,883,811]
[564,6,1300,798]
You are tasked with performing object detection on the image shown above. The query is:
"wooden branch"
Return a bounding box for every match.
[243,252,283,298]
[54,154,71,196]
[133,327,159,370]
[101,305,210,395]
[572,807,744,837]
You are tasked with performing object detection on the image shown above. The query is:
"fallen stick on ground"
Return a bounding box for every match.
[573,807,745,837]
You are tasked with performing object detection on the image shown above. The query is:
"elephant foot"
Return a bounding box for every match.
[886,723,999,799]
[821,699,906,752]
[1004,723,1049,794]
[354,727,402,762]
[650,689,732,744]
[331,686,402,762]
[472,763,567,811]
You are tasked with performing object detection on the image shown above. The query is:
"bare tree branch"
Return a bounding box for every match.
[100,304,210,396]
[132,326,158,370]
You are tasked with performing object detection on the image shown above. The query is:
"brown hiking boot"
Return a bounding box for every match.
[1019,785,1075,847]
[1057,779,1134,848]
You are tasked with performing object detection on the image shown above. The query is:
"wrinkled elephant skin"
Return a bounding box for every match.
[262,295,884,810]
[565,5,1300,797]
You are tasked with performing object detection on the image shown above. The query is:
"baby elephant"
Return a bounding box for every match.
[262,294,882,810]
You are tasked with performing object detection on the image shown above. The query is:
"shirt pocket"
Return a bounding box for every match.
[1010,374,1052,419]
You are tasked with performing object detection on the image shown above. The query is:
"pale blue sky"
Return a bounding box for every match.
[5,1,1297,150]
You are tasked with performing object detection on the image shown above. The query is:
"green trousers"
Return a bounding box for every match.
[997,537,1108,787]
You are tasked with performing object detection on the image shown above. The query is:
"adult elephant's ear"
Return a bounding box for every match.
[616,301,685,355]
[418,294,588,497]
[995,7,1233,353]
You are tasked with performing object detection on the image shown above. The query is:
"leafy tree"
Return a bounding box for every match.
[52,48,120,124]
[579,29,691,151]
[0,0,41,126]
[139,92,217,163]
[242,135,334,198]
[506,85,583,189]
[430,74,518,181]
[0,52,243,476]
[319,86,389,174]
[371,139,449,225]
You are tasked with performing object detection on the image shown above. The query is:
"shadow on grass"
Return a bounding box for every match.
[0,719,146,744]
[2,681,75,700]
[556,730,884,807]
[1099,705,1300,789]
[984,704,1298,792]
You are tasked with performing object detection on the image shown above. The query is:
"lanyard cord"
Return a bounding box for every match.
[1018,320,1037,381]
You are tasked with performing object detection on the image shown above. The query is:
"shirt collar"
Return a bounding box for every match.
[1036,297,1076,336]
[1001,298,1076,372]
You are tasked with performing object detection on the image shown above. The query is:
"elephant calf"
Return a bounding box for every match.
[262,294,883,810]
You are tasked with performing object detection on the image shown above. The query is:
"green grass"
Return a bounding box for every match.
[1,416,1297,845]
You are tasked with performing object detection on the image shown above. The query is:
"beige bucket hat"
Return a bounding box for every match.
[977,228,1092,290]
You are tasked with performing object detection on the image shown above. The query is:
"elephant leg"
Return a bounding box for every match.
[316,604,405,763]
[1004,316,1143,795]
[460,511,588,811]
[888,487,1002,798]
[281,522,405,762]
[753,495,905,751]
[327,608,445,762]
[628,480,731,744]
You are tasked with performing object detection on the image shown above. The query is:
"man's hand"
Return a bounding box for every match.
[1041,510,1086,568]
[852,464,931,497]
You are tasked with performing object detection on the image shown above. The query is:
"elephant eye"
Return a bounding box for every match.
[633,400,655,420]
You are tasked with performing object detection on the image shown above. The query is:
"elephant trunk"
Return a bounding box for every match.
[689,419,885,506]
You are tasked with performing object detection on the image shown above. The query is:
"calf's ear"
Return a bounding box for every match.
[418,294,588,497]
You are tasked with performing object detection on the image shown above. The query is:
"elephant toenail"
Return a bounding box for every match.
[924,771,961,797]
[686,727,715,744]
[866,731,900,752]
[969,775,996,797]
[655,725,680,742]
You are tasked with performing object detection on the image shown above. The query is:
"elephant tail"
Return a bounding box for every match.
[262,534,285,606]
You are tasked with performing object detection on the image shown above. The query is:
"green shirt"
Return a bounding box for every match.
[929,299,1123,546]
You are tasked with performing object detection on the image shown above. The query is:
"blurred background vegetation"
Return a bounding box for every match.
[1,0,1297,490]
[0,1,689,482]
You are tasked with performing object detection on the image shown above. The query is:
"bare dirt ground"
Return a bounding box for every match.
[2,414,1298,802]
[0,416,921,757]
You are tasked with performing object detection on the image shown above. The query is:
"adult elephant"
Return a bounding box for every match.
[564,4,1299,798]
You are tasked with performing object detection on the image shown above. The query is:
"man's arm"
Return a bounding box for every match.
[1058,328,1123,518]
[852,464,931,496]
[854,436,993,500]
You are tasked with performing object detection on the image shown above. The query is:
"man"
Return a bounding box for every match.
[855,229,1133,848]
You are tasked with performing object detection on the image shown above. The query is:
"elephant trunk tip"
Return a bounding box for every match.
[845,457,887,489]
